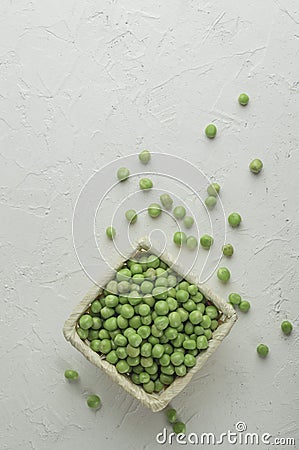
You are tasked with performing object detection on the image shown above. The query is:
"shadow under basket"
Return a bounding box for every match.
[63,237,237,412]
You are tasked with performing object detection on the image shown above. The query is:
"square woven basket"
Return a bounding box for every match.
[63,237,237,412]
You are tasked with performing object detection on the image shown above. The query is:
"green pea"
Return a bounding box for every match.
[87,394,101,409]
[147,254,160,268]
[249,158,263,174]
[143,380,155,394]
[141,357,154,368]
[148,203,162,218]
[207,183,220,197]
[100,339,112,354]
[129,316,142,329]
[116,360,130,373]
[205,305,218,319]
[205,123,217,139]
[77,328,89,339]
[187,284,197,296]
[177,308,189,323]
[257,344,269,357]
[239,300,250,312]
[88,329,100,341]
[166,297,178,312]
[217,267,231,283]
[139,372,150,384]
[170,351,185,366]
[166,408,177,423]
[151,344,164,359]
[106,350,118,364]
[192,292,204,304]
[228,293,241,305]
[116,268,132,282]
[175,365,187,377]
[120,304,134,319]
[148,336,159,345]
[136,325,150,340]
[176,289,189,303]
[164,327,178,340]
[117,167,130,181]
[155,277,168,288]
[228,212,242,227]
[91,300,102,314]
[205,196,217,209]
[125,209,138,224]
[141,314,152,326]
[184,321,194,335]
[167,311,181,328]
[99,329,110,340]
[116,347,127,359]
[139,150,151,164]
[159,354,170,367]
[173,421,186,434]
[64,370,79,380]
[106,226,116,240]
[139,178,153,190]
[200,234,213,249]
[183,300,196,313]
[127,355,140,366]
[238,93,249,106]
[139,281,153,295]
[160,374,174,385]
[197,335,209,350]
[164,343,173,355]
[154,316,169,331]
[173,206,186,220]
[79,314,93,330]
[131,373,141,385]
[183,216,194,229]
[154,300,169,316]
[117,315,129,329]
[152,287,168,300]
[200,315,212,329]
[141,342,152,357]
[210,319,218,331]
[184,354,196,367]
[106,280,118,294]
[113,334,127,347]
[186,236,198,250]
[222,244,234,257]
[189,310,203,325]
[104,317,118,331]
[183,339,196,350]
[100,306,114,320]
[105,294,118,308]
[281,320,293,335]
[204,329,213,340]
[128,333,142,348]
[154,379,164,393]
[173,231,187,246]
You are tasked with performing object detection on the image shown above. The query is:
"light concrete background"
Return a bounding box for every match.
[1,1,299,449]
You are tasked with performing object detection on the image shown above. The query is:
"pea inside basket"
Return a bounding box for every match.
[76,251,224,395]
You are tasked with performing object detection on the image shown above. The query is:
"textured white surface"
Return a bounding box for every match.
[1,1,299,449]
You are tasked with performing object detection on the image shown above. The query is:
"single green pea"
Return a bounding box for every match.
[104,317,118,331]
[125,209,138,224]
[117,281,130,294]
[192,292,204,304]
[217,267,231,283]
[205,305,218,319]
[148,203,162,218]
[173,206,186,220]
[176,290,189,303]
[100,339,112,354]
[117,167,130,181]
[90,300,102,314]
[186,236,198,251]
[183,339,197,350]
[194,325,204,335]
[154,316,169,331]
[184,354,196,367]
[155,300,169,316]
[139,150,151,164]
[141,342,152,357]
[204,329,213,340]
[106,350,118,364]
[121,304,135,319]
[87,394,101,409]
[205,196,217,209]
[222,244,234,257]
[257,344,269,357]
[166,297,178,311]
[159,354,171,367]
[116,268,132,282]
[200,234,214,249]
[155,277,168,288]
[184,321,194,335]
[238,93,249,106]
[200,315,212,329]
[182,216,194,230]
[77,328,89,339]
[168,312,182,328]
[64,370,79,380]
[105,294,118,308]
[281,320,293,335]
[228,293,241,305]
[106,226,116,240]
[207,182,220,197]
[173,421,186,435]
[79,314,93,330]
[139,372,151,384]
[188,285,198,296]
[143,380,155,394]
[140,281,153,294]
[106,279,118,294]
[228,212,242,228]
[128,333,142,348]
[173,231,187,246]
[117,315,129,329]
[152,286,168,300]
[140,356,154,368]
[152,344,164,359]
[148,336,159,345]
[154,379,165,393]
[210,319,218,331]
[166,408,177,424]
[139,178,153,190]
[116,360,130,374]
[197,335,209,350]
[176,308,189,322]
[100,306,114,320]
[205,123,217,139]
[249,159,263,174]
[114,334,127,347]
[99,329,110,340]
[116,347,127,359]
[189,310,203,325]
[131,373,141,385]
[129,315,142,329]
[170,351,185,366]
[239,300,250,312]
[147,254,160,268]
[88,329,100,341]
[127,355,140,366]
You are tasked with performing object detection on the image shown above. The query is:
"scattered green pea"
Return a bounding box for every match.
[139,178,153,190]
[228,213,242,228]
[125,209,137,224]
[87,394,101,409]
[228,293,241,305]
[173,421,186,434]
[173,206,186,220]
[173,231,187,246]
[239,300,250,312]
[257,344,269,357]
[117,167,130,181]
[281,320,293,335]
[166,408,177,424]
[106,226,116,240]
[148,203,162,218]
[207,183,220,196]
[238,93,249,106]
[249,159,263,174]
[183,216,194,229]
[200,234,213,249]
[64,370,79,380]
[205,124,217,139]
[222,244,234,257]
[160,193,173,210]
[205,196,217,209]
[186,236,198,251]
[217,267,231,283]
[139,150,151,164]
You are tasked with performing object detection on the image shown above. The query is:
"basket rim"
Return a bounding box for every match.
[63,237,237,412]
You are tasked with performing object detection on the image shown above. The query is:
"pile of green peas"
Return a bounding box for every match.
[77,253,220,394]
